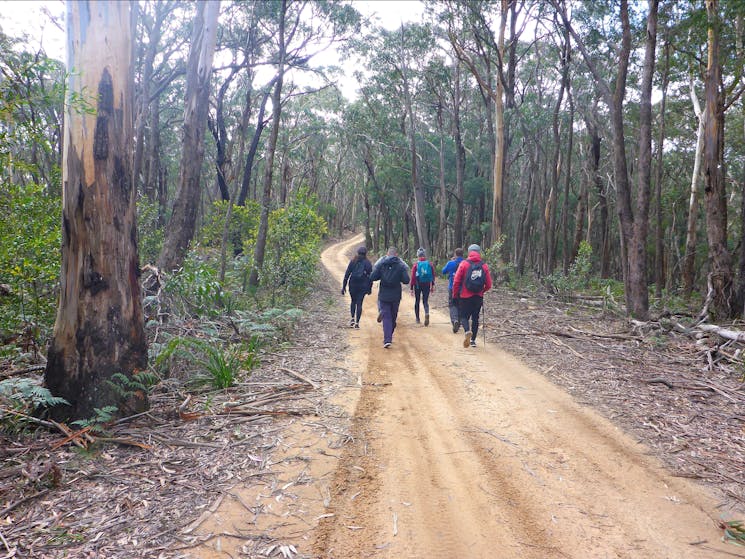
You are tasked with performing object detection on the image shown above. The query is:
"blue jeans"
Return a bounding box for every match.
[447,287,459,324]
[379,299,400,344]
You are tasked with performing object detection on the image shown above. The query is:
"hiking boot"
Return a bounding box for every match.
[424,314,430,326]
[354,322,360,329]
[383,342,392,349]
[470,339,477,347]
[377,312,383,323]
[452,321,460,333]
[415,318,421,324]
[349,318,355,327]
[463,331,472,348]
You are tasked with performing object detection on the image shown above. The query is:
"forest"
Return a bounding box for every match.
[0,0,745,424]
[2,0,745,555]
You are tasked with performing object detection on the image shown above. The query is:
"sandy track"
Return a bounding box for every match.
[313,234,741,559]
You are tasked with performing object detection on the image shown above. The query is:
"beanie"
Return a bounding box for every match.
[417,248,426,257]
[468,244,481,254]
[357,246,367,255]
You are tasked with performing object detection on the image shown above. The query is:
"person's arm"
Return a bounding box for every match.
[401,263,410,285]
[410,263,417,291]
[452,261,465,298]
[342,261,353,294]
[441,261,451,276]
[484,263,493,292]
[370,262,381,282]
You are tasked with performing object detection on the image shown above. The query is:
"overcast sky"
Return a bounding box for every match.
[0,0,425,99]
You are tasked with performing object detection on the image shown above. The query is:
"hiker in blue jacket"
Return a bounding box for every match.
[441,247,464,332]
[370,247,409,348]
[341,246,373,328]
[410,248,435,326]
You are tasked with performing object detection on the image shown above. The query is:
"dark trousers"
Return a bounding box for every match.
[447,287,459,324]
[459,296,483,340]
[349,289,367,323]
[379,299,400,344]
[413,284,431,321]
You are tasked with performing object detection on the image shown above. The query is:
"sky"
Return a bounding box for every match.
[0,0,426,99]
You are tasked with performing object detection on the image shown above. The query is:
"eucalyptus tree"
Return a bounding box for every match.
[248,0,361,287]
[557,0,659,320]
[158,1,220,274]
[45,1,147,421]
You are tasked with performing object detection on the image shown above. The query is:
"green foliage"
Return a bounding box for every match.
[71,406,118,433]
[0,377,69,410]
[261,190,327,303]
[199,200,260,254]
[546,241,594,299]
[154,336,260,389]
[104,371,159,400]
[0,182,61,333]
[137,198,164,265]
[166,255,226,317]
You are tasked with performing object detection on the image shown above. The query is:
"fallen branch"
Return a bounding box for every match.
[278,367,318,389]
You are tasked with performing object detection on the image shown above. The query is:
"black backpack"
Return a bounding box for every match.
[380,259,401,287]
[463,261,486,293]
[350,260,367,284]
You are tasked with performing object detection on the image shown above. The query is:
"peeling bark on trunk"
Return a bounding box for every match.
[157,1,220,273]
[45,0,147,421]
[702,0,733,319]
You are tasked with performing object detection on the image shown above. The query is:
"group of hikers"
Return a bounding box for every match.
[341,243,493,349]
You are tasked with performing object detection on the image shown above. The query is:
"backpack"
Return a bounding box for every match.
[416,260,433,283]
[463,261,486,293]
[380,259,401,287]
[350,260,367,284]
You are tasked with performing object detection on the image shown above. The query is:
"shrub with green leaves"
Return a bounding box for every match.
[199,199,260,255]
[261,190,327,303]
[154,336,261,389]
[165,255,226,317]
[546,241,594,299]
[0,377,69,411]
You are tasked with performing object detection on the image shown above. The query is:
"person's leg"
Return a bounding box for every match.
[470,297,483,344]
[461,297,477,347]
[390,299,400,336]
[413,285,421,322]
[448,287,460,332]
[355,292,365,325]
[349,293,356,326]
[421,284,431,325]
[380,301,394,345]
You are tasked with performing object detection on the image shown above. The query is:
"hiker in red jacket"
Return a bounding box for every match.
[452,244,492,348]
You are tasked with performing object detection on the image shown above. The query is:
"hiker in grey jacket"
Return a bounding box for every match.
[370,247,409,348]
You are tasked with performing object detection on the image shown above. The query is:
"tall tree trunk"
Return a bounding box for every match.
[133,1,168,196]
[735,14,745,315]
[682,76,705,296]
[627,0,658,320]
[45,0,147,421]
[399,25,429,252]
[237,81,275,207]
[158,1,220,272]
[561,90,575,273]
[654,33,670,299]
[249,0,286,288]
[491,0,507,245]
[702,0,733,319]
[453,62,466,249]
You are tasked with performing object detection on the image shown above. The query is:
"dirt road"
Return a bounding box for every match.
[312,234,739,558]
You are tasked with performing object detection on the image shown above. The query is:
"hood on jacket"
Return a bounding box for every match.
[467,251,482,262]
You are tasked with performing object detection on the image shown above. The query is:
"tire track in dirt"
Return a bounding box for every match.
[314,234,744,559]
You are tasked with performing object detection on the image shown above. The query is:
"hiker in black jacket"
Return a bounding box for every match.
[370,247,410,348]
[341,246,373,328]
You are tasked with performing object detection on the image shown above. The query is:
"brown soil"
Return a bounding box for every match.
[4,233,743,558]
